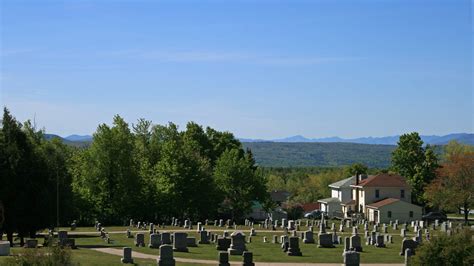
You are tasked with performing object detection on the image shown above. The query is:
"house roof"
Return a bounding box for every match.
[301,202,321,212]
[366,198,400,208]
[329,176,356,189]
[341,199,355,205]
[351,173,408,188]
[318,197,341,204]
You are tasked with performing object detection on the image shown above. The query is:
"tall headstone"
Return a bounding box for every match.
[121,247,134,264]
[350,235,362,252]
[405,248,412,266]
[157,244,175,266]
[218,251,230,266]
[375,235,386,248]
[173,232,188,252]
[161,232,171,245]
[228,232,246,255]
[199,230,210,244]
[242,251,255,266]
[135,233,145,247]
[303,230,314,243]
[149,233,161,248]
[287,236,302,256]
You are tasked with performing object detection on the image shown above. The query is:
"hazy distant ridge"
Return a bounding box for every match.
[241,133,474,145]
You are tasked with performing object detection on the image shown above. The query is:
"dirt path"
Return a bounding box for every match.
[90,247,403,266]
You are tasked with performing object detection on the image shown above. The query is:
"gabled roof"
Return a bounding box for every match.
[329,176,356,189]
[366,198,400,208]
[301,202,321,212]
[317,197,341,204]
[351,173,408,188]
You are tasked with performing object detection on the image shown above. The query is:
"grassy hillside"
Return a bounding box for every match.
[242,142,397,168]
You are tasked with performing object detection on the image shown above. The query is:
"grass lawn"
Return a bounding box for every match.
[2,219,463,264]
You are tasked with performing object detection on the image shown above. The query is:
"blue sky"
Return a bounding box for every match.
[1,0,472,139]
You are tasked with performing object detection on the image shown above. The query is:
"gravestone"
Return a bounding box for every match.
[400,239,418,256]
[280,235,288,250]
[350,235,362,252]
[344,237,350,251]
[332,230,339,244]
[199,230,210,244]
[150,223,154,234]
[135,233,145,247]
[0,241,10,256]
[243,251,255,266]
[405,248,412,266]
[126,229,133,238]
[161,232,171,245]
[218,251,230,266]
[393,223,398,230]
[216,237,231,251]
[375,235,385,248]
[318,233,335,248]
[228,232,246,255]
[272,235,279,244]
[58,231,68,241]
[401,229,406,237]
[250,228,256,236]
[173,232,188,252]
[287,236,302,256]
[303,230,314,243]
[25,239,38,248]
[343,250,360,266]
[149,233,161,248]
[186,237,197,247]
[263,236,267,243]
[121,247,134,264]
[352,227,358,236]
[339,224,344,232]
[197,222,203,232]
[157,244,175,266]
[288,220,295,230]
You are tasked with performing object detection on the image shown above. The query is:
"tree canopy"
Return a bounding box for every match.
[391,132,439,206]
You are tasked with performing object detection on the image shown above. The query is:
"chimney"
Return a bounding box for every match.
[358,174,368,182]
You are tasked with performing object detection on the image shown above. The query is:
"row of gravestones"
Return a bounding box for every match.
[121,244,256,266]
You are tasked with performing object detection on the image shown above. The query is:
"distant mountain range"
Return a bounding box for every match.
[44,133,474,146]
[240,133,474,146]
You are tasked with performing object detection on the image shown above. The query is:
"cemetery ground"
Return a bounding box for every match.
[2,219,467,265]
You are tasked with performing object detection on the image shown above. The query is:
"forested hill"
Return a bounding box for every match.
[242,142,397,168]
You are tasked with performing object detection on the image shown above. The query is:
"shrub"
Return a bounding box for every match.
[411,229,474,266]
[5,245,74,266]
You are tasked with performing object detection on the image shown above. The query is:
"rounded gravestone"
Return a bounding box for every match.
[0,241,10,256]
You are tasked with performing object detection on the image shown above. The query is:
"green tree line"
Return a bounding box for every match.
[0,108,270,244]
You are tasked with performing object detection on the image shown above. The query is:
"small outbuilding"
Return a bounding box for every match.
[366,198,422,223]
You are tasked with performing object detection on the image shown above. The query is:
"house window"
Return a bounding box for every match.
[401,189,405,198]
[375,189,380,198]
[409,211,413,218]
[388,211,392,218]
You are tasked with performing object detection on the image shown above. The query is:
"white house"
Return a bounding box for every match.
[346,173,422,223]
[318,176,356,218]
[320,173,423,222]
